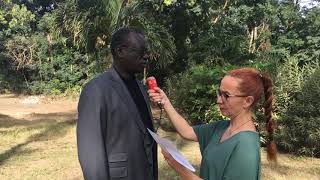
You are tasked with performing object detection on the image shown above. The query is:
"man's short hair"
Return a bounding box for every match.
[110,27,144,57]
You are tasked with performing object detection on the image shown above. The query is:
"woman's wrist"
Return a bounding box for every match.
[179,168,199,180]
[163,99,173,110]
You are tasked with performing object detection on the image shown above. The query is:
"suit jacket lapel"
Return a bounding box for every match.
[137,81,154,131]
[136,79,156,165]
[108,67,147,135]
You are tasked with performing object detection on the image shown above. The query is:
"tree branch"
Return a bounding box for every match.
[213,0,229,24]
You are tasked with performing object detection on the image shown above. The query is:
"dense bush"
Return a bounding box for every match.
[165,65,238,125]
[273,57,303,116]
[275,59,320,157]
[0,55,26,93]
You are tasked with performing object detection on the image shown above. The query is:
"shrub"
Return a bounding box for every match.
[273,57,304,116]
[165,65,237,126]
[0,55,26,93]
[275,59,320,157]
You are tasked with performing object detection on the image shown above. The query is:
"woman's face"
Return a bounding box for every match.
[216,76,249,118]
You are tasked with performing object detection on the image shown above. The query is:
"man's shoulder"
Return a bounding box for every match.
[88,69,114,84]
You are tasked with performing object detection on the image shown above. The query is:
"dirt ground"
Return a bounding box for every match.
[0,94,82,179]
[0,94,78,118]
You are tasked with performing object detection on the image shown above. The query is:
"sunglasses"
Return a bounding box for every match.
[122,46,150,57]
[216,89,247,101]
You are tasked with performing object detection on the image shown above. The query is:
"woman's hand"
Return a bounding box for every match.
[162,148,187,172]
[148,87,169,107]
[161,148,201,180]
[149,88,198,142]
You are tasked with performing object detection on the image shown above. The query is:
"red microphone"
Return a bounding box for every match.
[146,76,158,91]
[146,76,162,108]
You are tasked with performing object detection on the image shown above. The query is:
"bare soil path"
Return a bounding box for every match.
[0,94,77,118]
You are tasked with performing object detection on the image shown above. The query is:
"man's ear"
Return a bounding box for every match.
[243,96,254,109]
[115,47,125,58]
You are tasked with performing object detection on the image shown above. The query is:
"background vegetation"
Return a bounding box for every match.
[1,0,319,157]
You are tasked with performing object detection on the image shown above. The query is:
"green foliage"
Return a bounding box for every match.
[30,32,98,94]
[275,60,320,157]
[274,57,303,116]
[0,3,36,37]
[188,25,250,66]
[0,0,111,94]
[54,0,123,52]
[0,55,25,93]
[272,5,320,64]
[5,35,38,70]
[165,65,237,125]
[120,2,176,69]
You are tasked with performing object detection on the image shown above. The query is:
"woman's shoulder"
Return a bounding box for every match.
[237,131,259,139]
[194,120,229,130]
[235,131,260,149]
[209,120,230,127]
[216,120,230,126]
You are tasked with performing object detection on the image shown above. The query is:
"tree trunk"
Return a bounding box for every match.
[213,0,229,24]
[249,29,254,53]
[252,26,258,53]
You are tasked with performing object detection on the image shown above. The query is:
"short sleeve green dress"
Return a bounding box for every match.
[193,120,260,180]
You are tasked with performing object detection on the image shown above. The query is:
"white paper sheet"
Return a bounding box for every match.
[147,128,196,172]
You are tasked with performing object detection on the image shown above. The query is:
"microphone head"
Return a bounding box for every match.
[146,76,158,90]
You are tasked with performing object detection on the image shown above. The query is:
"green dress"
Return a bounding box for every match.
[193,120,260,180]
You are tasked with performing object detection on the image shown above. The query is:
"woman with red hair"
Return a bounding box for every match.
[148,67,277,180]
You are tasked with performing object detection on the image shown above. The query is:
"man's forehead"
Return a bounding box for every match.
[127,33,146,46]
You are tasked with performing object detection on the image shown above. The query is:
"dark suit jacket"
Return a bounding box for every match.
[77,67,158,180]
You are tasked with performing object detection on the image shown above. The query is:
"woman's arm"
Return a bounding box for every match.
[149,88,197,141]
[162,149,202,180]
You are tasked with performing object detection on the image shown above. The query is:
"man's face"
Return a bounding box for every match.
[119,33,149,74]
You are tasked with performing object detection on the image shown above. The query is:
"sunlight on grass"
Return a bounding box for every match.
[0,113,82,180]
[0,114,320,180]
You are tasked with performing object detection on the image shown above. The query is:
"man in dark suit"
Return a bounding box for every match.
[77,27,158,180]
